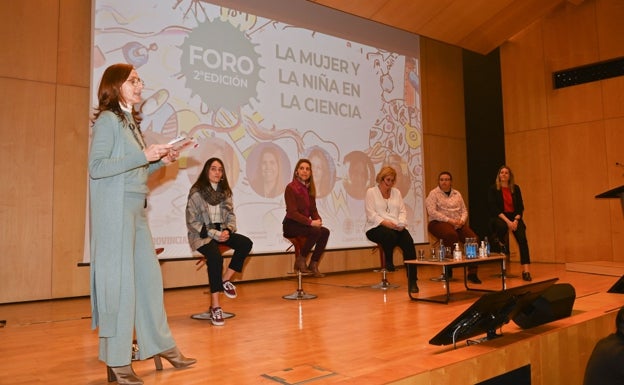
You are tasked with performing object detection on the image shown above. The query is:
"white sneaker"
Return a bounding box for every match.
[211,307,225,326]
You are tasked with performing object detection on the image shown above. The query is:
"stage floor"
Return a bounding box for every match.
[565,260,624,276]
[1,261,623,384]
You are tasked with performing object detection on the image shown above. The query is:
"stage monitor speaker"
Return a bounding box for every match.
[607,275,624,293]
[512,283,575,329]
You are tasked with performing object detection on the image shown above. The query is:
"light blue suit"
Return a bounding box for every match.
[89,110,175,366]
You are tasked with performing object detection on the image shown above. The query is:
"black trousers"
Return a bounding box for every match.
[283,218,330,262]
[197,233,253,293]
[492,215,531,265]
[366,225,417,281]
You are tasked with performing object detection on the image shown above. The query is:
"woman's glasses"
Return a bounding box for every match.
[127,77,145,87]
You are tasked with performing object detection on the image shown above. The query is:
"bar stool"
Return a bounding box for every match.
[191,244,236,320]
[371,244,399,290]
[283,236,317,300]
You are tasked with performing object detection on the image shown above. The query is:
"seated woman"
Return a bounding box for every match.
[364,166,418,293]
[282,158,330,277]
[186,157,253,326]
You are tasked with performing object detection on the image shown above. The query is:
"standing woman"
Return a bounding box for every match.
[283,159,330,277]
[364,166,418,292]
[186,157,253,326]
[89,63,195,385]
[488,165,533,281]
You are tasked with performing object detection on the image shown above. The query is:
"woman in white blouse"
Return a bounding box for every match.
[364,166,418,293]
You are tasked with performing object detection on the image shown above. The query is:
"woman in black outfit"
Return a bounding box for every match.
[487,165,532,281]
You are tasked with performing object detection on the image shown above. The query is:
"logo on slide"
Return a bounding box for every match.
[180,19,262,111]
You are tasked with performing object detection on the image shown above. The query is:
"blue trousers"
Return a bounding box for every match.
[98,194,175,366]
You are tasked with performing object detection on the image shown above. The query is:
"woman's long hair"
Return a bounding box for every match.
[192,157,233,197]
[293,158,316,198]
[495,165,515,192]
[91,63,142,127]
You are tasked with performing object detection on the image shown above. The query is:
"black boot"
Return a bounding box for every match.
[467,273,482,284]
[308,261,325,278]
[294,255,311,273]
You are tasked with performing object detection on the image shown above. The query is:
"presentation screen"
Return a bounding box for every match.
[89,0,425,259]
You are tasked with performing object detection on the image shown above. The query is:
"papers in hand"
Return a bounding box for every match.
[167,136,197,152]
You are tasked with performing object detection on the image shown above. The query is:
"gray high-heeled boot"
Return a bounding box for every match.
[154,346,197,369]
[107,364,143,385]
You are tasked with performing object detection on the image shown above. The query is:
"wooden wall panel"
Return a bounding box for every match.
[548,82,604,128]
[595,0,624,59]
[0,79,56,303]
[550,121,612,262]
[52,85,91,298]
[501,0,624,264]
[500,21,549,134]
[420,37,469,208]
[420,39,465,139]
[58,0,92,87]
[604,118,624,261]
[505,129,556,262]
[542,1,598,71]
[542,2,604,125]
[602,77,624,120]
[0,1,59,83]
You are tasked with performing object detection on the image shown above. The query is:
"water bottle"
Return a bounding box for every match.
[468,238,477,259]
[439,239,445,261]
[484,236,490,257]
[462,237,469,259]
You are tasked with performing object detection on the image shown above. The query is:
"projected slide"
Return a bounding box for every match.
[90,0,425,258]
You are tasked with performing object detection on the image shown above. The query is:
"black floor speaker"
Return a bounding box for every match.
[512,283,576,329]
[607,275,624,293]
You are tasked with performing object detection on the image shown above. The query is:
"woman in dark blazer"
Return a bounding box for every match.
[487,165,533,281]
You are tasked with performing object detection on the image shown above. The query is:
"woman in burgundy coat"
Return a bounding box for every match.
[282,159,330,277]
